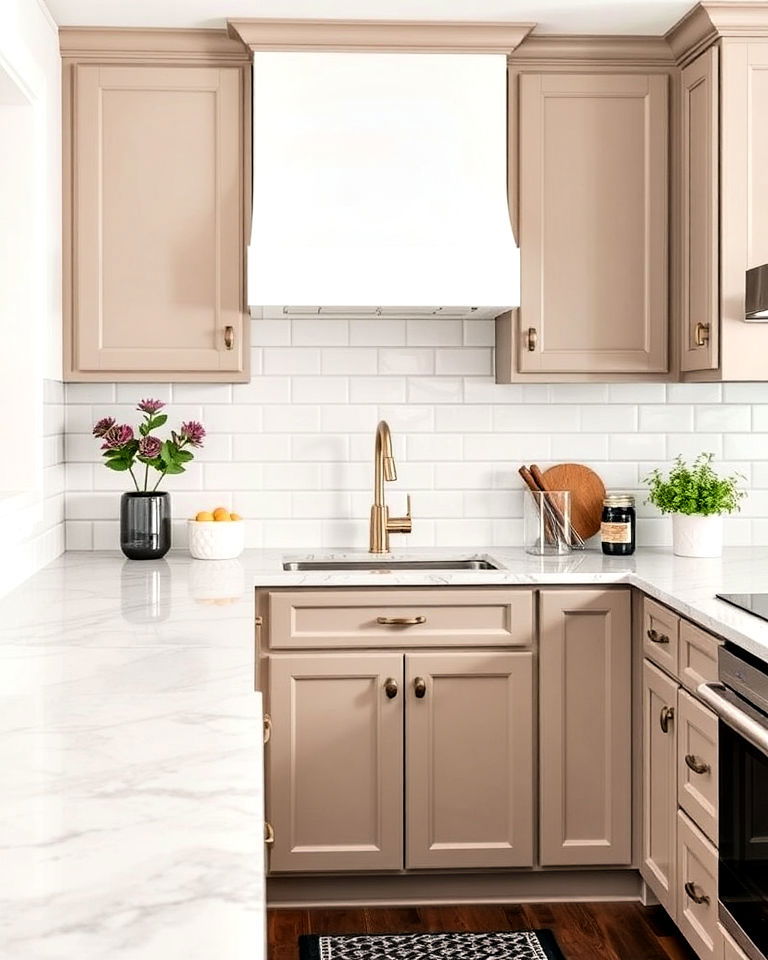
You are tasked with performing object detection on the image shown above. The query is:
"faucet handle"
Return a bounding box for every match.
[387,494,412,535]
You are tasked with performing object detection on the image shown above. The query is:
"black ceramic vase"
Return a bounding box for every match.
[120,491,171,560]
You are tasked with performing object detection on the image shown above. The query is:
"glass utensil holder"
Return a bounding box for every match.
[524,490,573,556]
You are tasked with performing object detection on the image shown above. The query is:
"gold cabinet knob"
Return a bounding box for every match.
[224,325,235,350]
[414,677,427,699]
[694,322,710,347]
[384,678,398,699]
[659,705,674,734]
[264,821,275,845]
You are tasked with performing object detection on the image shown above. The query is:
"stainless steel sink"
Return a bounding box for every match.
[282,558,499,572]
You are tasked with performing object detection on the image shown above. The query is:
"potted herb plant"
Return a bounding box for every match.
[644,453,745,558]
[93,399,205,560]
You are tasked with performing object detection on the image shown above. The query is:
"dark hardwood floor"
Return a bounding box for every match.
[268,903,699,960]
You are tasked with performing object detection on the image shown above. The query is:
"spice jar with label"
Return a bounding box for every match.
[601,494,636,556]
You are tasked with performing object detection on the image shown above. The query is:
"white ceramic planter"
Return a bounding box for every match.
[187,520,245,560]
[671,513,723,558]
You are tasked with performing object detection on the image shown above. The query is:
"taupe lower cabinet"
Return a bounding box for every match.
[62,39,250,381]
[642,659,679,918]
[267,649,534,873]
[499,71,668,380]
[262,586,636,880]
[538,589,632,865]
[639,596,722,960]
[405,651,533,870]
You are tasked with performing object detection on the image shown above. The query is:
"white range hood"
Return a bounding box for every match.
[248,51,519,315]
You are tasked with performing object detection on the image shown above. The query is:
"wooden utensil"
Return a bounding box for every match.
[541,463,605,541]
[530,465,584,548]
[518,466,557,544]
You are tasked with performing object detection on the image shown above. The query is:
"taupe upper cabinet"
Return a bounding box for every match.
[538,589,632,866]
[680,47,719,373]
[63,43,249,381]
[506,72,668,379]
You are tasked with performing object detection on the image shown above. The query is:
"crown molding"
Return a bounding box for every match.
[510,34,675,65]
[667,2,768,64]
[59,27,250,62]
[226,18,535,54]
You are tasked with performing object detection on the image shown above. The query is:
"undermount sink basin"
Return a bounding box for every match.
[282,558,499,572]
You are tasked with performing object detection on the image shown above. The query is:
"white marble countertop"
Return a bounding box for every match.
[0,552,265,960]
[266,546,768,663]
[4,544,768,958]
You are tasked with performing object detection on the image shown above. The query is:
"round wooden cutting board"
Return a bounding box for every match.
[541,463,606,540]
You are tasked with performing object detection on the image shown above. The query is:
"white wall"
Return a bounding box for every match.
[0,0,64,593]
[65,315,768,551]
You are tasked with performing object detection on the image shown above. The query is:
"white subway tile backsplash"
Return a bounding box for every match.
[350,377,406,404]
[495,404,580,433]
[263,347,321,375]
[292,318,349,346]
[59,320,768,548]
[407,318,462,346]
[349,318,405,346]
[251,317,292,346]
[293,377,348,404]
[695,405,751,432]
[435,348,492,376]
[638,404,694,432]
[379,348,435,375]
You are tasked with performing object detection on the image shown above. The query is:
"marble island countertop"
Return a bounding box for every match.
[4,545,768,958]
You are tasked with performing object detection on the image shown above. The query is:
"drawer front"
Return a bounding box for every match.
[680,620,721,693]
[719,924,751,960]
[266,589,534,650]
[643,597,680,675]
[677,810,722,960]
[678,689,718,843]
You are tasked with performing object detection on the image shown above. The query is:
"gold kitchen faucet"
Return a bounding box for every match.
[369,420,412,553]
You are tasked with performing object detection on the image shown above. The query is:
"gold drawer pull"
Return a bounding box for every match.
[384,677,399,699]
[264,821,275,845]
[526,326,537,351]
[263,713,272,744]
[376,616,426,626]
[647,628,670,645]
[684,881,710,905]
[685,754,710,775]
[414,677,427,699]
[224,325,235,350]
[660,705,675,734]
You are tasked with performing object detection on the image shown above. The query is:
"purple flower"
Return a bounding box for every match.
[138,435,162,459]
[93,416,116,438]
[179,420,205,447]
[101,424,134,450]
[137,398,165,414]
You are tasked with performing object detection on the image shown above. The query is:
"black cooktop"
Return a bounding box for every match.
[717,593,768,623]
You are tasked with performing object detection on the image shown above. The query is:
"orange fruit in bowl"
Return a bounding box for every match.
[212,506,231,522]
[230,512,242,522]
[195,511,214,522]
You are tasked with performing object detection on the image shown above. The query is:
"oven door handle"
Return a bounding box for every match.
[698,682,768,758]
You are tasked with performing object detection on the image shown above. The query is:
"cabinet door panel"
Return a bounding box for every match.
[681,47,719,372]
[518,73,668,374]
[641,659,679,919]
[677,811,721,960]
[539,589,632,865]
[677,689,718,843]
[267,653,403,873]
[405,651,533,869]
[71,63,245,378]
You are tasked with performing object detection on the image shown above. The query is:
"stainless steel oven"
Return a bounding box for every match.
[699,645,768,960]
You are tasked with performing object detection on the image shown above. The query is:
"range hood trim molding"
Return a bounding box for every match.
[227,18,535,55]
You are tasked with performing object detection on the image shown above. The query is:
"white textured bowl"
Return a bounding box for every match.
[187,519,245,560]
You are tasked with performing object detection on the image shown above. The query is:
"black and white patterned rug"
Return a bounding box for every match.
[299,930,565,960]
